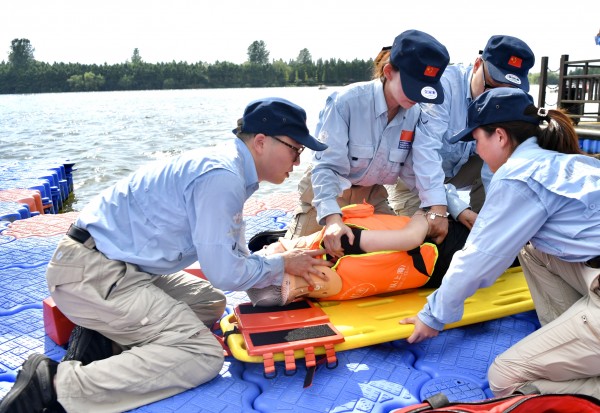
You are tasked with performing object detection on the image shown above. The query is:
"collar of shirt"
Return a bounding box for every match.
[465,65,475,102]
[373,79,409,126]
[373,80,389,119]
[234,138,260,197]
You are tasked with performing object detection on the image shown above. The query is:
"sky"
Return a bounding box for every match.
[1,0,599,71]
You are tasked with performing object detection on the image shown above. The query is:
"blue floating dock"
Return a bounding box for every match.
[0,160,541,412]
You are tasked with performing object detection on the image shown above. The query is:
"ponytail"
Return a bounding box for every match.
[534,108,583,155]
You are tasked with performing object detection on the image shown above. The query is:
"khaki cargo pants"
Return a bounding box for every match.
[488,243,600,399]
[46,235,226,413]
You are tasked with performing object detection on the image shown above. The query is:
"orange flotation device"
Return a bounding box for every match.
[309,203,439,300]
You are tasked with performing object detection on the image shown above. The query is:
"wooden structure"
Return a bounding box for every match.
[538,55,600,138]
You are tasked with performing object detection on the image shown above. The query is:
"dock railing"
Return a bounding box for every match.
[538,55,600,141]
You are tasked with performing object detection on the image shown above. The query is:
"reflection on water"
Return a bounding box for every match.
[0,84,554,211]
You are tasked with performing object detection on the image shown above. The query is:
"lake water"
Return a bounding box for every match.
[0,84,551,211]
[0,87,339,211]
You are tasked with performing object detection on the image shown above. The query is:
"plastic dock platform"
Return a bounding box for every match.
[0,160,541,413]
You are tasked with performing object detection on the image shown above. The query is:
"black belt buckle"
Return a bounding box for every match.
[586,256,600,269]
[67,224,91,244]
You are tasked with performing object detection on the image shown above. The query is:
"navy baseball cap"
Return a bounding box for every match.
[481,35,535,91]
[390,30,450,104]
[450,88,537,143]
[234,97,327,151]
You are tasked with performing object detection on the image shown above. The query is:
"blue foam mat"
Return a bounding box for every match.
[0,203,541,413]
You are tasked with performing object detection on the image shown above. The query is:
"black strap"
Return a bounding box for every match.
[325,227,365,261]
[303,365,316,388]
[340,227,364,255]
[514,384,540,395]
[236,300,311,315]
[586,256,600,269]
[407,246,430,277]
[425,392,450,408]
[222,326,240,345]
[67,224,92,244]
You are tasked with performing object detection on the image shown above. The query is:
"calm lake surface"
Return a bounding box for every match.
[0,85,549,212]
[0,87,339,211]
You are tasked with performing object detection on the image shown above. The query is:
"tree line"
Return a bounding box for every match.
[0,39,375,94]
[1,38,560,95]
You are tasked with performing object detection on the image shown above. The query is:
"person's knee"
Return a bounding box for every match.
[488,358,522,396]
[187,334,225,386]
[189,290,227,328]
[285,208,321,239]
[204,349,224,380]
[208,293,227,325]
[214,291,227,314]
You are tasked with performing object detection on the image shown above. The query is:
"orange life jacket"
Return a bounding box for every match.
[310,203,439,301]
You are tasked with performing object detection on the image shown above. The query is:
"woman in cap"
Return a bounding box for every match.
[402,87,600,398]
[285,30,458,258]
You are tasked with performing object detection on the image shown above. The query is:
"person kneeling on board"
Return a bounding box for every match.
[401,87,600,399]
[0,98,331,413]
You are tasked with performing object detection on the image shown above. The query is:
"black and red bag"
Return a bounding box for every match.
[392,391,600,412]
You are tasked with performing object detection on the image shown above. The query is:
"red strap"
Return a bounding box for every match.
[304,346,316,368]
[262,352,276,378]
[284,350,296,375]
[324,344,338,368]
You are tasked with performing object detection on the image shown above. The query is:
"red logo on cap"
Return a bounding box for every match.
[508,56,523,68]
[424,66,440,77]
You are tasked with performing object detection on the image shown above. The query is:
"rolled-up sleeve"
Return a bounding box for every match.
[411,104,450,207]
[186,170,284,291]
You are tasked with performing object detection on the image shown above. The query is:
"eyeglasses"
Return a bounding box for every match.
[269,136,304,161]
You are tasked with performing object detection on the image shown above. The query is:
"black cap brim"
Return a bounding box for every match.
[486,61,530,92]
[401,73,444,104]
[449,126,477,144]
[290,133,328,151]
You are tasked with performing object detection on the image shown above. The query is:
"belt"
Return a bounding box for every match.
[67,224,92,244]
[586,256,600,269]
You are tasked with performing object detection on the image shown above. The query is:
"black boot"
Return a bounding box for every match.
[62,326,114,365]
[0,353,60,413]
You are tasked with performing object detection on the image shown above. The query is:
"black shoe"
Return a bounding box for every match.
[62,326,114,365]
[0,353,59,413]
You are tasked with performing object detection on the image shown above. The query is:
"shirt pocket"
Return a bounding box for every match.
[388,148,410,169]
[349,144,374,172]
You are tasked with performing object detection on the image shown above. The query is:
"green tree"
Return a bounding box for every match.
[247,40,269,65]
[296,48,312,65]
[118,74,134,89]
[67,71,105,91]
[131,48,143,65]
[8,38,35,68]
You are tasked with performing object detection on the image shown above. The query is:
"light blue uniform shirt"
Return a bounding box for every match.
[311,80,447,224]
[417,64,494,192]
[418,64,475,179]
[419,138,600,330]
[76,139,284,291]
